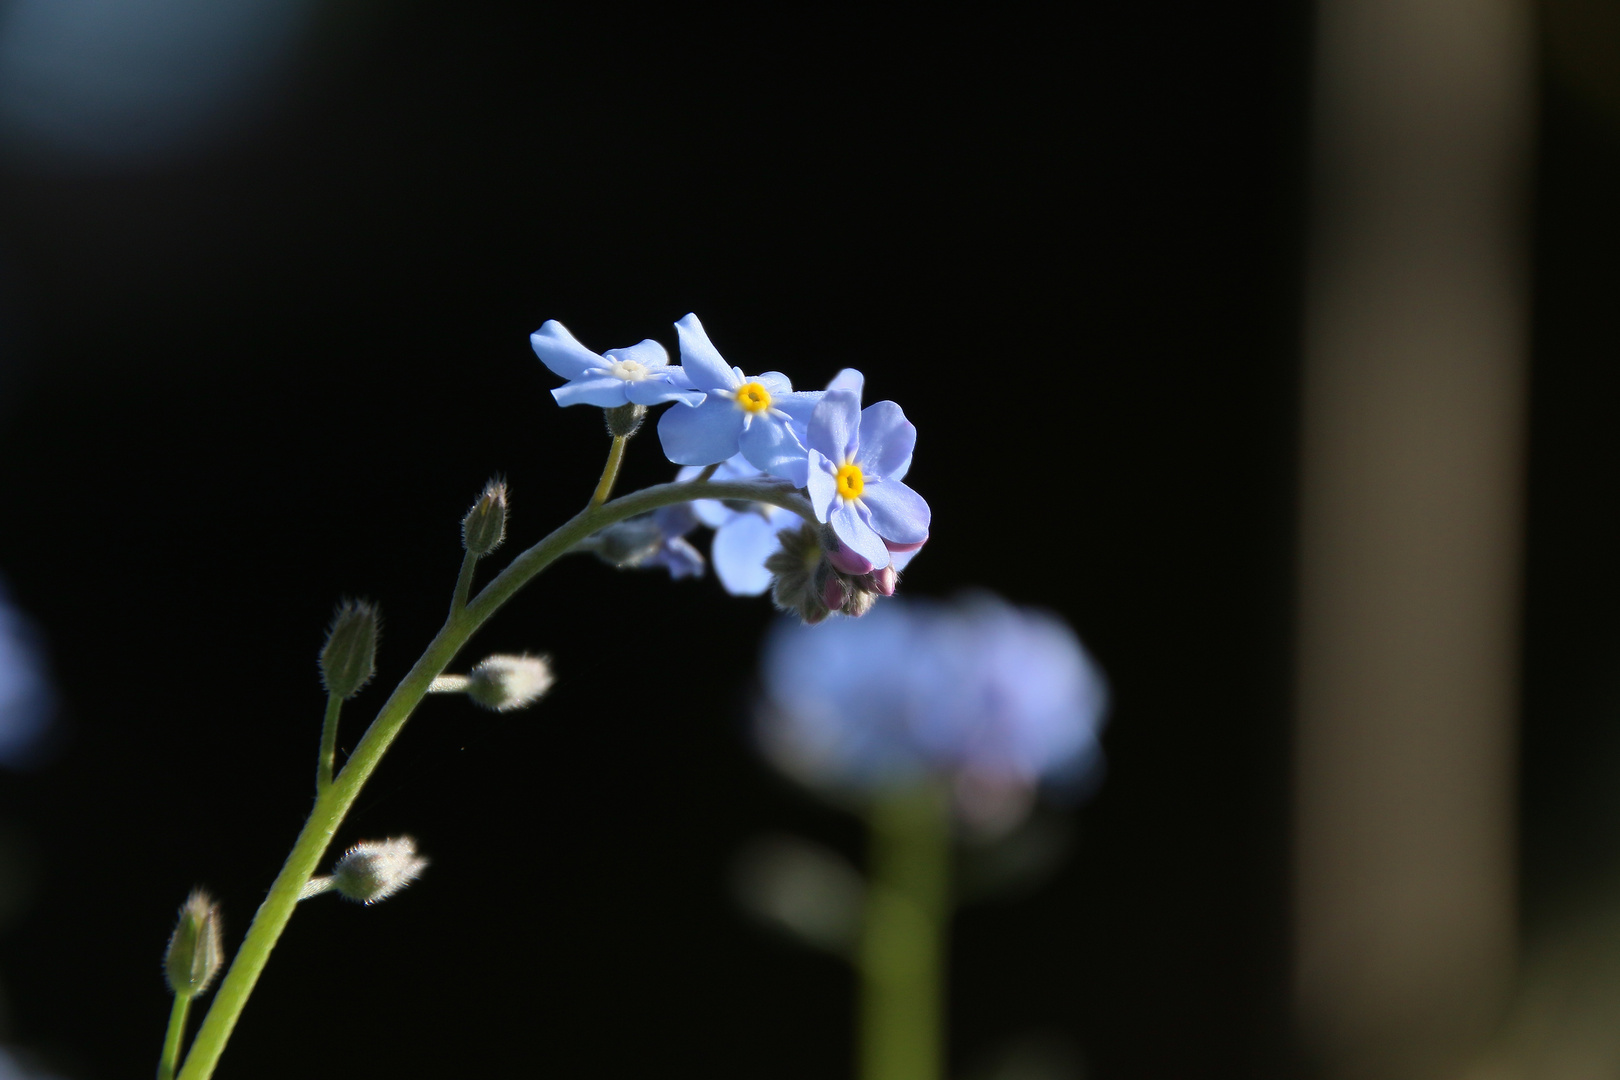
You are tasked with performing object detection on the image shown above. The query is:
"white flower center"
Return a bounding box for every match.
[604,359,652,382]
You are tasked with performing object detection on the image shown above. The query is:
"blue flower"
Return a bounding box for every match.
[757,594,1108,827]
[531,320,704,409]
[657,313,823,485]
[803,389,930,573]
[678,455,805,595]
[579,503,705,580]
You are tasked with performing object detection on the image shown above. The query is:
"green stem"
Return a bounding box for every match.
[175,474,810,1080]
[315,694,341,794]
[859,785,951,1080]
[449,549,478,614]
[157,993,191,1080]
[590,435,628,506]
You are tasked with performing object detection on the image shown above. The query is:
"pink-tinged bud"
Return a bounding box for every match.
[820,571,848,613]
[867,565,898,596]
[820,525,876,576]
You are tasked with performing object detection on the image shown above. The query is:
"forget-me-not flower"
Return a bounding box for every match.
[531,320,704,409]
[678,454,804,595]
[758,594,1108,828]
[804,389,930,573]
[657,313,823,485]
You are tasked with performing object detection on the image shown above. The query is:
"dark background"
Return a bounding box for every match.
[0,2,1460,1077]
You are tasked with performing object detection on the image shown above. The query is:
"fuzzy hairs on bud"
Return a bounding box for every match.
[330,837,428,905]
[320,599,379,700]
[462,478,509,557]
[164,889,224,997]
[467,654,554,712]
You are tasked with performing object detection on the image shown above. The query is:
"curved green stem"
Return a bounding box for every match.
[157,993,191,1080]
[590,435,628,506]
[315,694,341,794]
[175,474,810,1080]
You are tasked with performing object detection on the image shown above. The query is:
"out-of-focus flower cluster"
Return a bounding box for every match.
[533,314,931,620]
[756,594,1108,832]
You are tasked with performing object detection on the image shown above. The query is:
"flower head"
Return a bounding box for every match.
[531,320,704,409]
[656,313,823,484]
[329,836,428,905]
[804,390,930,573]
[757,594,1107,829]
[578,503,705,580]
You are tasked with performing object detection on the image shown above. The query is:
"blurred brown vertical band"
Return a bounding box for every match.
[1293,0,1533,1076]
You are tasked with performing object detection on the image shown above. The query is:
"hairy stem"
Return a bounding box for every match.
[449,549,479,614]
[590,435,628,506]
[859,784,950,1080]
[156,993,191,1080]
[315,694,341,794]
[175,474,811,1080]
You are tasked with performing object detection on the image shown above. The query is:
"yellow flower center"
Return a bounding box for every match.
[735,382,772,414]
[835,462,864,500]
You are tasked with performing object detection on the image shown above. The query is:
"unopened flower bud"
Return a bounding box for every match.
[466,653,554,712]
[604,403,647,437]
[866,565,898,597]
[164,890,223,997]
[766,522,831,624]
[320,600,379,699]
[462,479,508,556]
[330,836,428,905]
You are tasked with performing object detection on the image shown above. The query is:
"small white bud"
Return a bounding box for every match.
[462,478,508,557]
[320,600,379,700]
[164,889,223,996]
[466,654,554,712]
[330,836,428,905]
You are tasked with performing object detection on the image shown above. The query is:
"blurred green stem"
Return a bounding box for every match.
[156,993,191,1080]
[174,473,812,1080]
[860,784,950,1080]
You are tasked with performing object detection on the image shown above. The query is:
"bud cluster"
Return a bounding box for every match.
[764,522,899,624]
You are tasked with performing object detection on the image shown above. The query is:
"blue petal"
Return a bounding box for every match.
[626,378,705,407]
[806,452,840,522]
[808,389,861,463]
[531,320,602,381]
[657,396,746,465]
[552,377,630,408]
[773,390,823,425]
[652,536,706,579]
[603,339,669,369]
[712,513,783,595]
[831,499,890,569]
[825,368,864,398]
[755,371,793,395]
[853,401,915,481]
[674,313,738,392]
[861,479,930,544]
[740,415,812,487]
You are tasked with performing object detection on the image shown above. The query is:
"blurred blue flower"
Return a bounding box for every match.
[646,504,705,579]
[577,503,704,580]
[679,454,804,596]
[531,320,704,409]
[804,389,930,574]
[0,582,53,768]
[657,313,823,485]
[758,594,1107,828]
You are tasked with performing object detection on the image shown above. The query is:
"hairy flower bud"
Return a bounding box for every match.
[466,654,554,712]
[164,889,223,997]
[766,521,831,624]
[320,600,379,699]
[462,478,508,556]
[330,837,428,905]
[604,402,647,437]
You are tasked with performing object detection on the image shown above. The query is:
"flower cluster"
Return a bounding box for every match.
[756,593,1108,831]
[533,313,931,617]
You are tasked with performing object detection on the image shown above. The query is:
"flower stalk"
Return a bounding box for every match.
[173,473,811,1080]
[859,784,951,1080]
